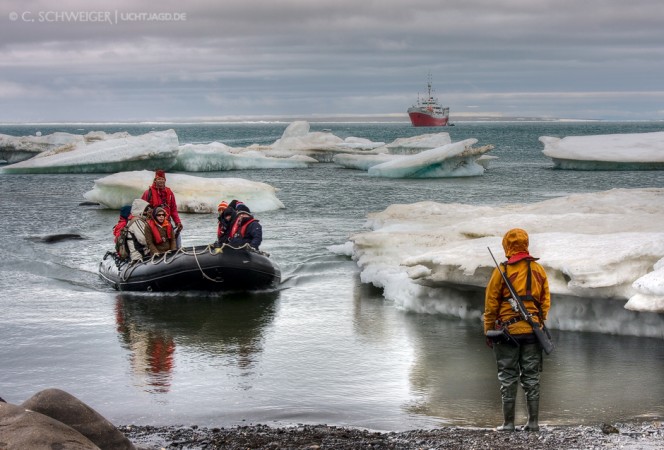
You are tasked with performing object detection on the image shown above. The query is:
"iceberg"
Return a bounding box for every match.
[383,132,452,155]
[333,153,397,171]
[345,188,664,336]
[173,142,317,172]
[540,131,664,170]
[367,139,494,178]
[0,132,85,164]
[266,121,384,162]
[1,130,179,174]
[83,170,284,213]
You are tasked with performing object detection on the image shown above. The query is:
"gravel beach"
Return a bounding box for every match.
[122,421,663,449]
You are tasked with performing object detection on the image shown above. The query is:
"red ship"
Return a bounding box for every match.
[407,76,450,127]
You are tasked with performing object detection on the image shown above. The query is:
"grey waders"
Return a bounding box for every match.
[522,400,539,431]
[496,400,515,431]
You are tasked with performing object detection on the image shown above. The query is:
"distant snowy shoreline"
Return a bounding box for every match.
[2,118,661,127]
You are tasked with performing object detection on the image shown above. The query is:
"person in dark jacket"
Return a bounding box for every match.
[227,203,262,250]
[215,206,235,247]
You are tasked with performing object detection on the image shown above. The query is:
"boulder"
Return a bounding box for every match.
[21,388,135,450]
[0,402,100,449]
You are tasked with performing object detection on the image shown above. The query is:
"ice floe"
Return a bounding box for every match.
[540,131,664,170]
[83,170,284,213]
[341,188,664,336]
[1,130,178,174]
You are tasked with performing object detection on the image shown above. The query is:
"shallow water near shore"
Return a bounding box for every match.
[0,121,663,431]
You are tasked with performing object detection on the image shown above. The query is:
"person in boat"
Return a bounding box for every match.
[214,201,230,247]
[227,203,262,250]
[112,205,132,243]
[126,198,153,264]
[145,206,176,256]
[141,169,183,247]
[484,228,551,432]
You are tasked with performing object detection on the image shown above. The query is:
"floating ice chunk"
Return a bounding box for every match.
[1,130,179,174]
[0,132,85,164]
[540,131,664,170]
[333,153,398,170]
[384,132,451,155]
[83,170,284,213]
[367,139,493,178]
[173,142,317,171]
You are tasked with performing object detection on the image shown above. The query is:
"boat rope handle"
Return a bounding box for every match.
[191,247,225,283]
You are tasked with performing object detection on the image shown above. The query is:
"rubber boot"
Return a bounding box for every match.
[496,400,515,431]
[522,400,539,431]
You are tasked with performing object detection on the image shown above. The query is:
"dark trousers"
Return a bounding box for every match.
[493,340,541,402]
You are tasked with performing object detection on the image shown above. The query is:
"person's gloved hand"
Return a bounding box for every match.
[176,223,183,234]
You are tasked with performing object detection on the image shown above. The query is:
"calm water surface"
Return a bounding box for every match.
[0,121,663,430]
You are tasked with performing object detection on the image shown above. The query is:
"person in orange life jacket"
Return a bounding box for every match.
[214,201,230,247]
[484,228,550,433]
[141,169,183,246]
[145,206,176,256]
[228,202,262,250]
[113,205,132,243]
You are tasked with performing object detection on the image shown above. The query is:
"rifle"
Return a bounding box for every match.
[488,247,555,355]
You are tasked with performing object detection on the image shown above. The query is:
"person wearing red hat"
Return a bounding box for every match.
[141,169,183,247]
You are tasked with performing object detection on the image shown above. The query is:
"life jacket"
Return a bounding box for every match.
[148,219,172,244]
[113,217,128,242]
[229,214,257,240]
[145,186,174,218]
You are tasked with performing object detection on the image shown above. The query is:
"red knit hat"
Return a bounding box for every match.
[155,169,166,179]
[217,201,228,212]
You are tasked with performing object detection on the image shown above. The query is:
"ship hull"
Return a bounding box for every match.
[408,111,449,127]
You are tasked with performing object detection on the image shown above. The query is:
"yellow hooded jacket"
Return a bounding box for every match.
[484,228,551,335]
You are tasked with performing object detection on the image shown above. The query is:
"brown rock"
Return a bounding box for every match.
[0,402,100,449]
[21,388,135,450]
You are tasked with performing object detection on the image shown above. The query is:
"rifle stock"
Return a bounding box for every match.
[488,247,555,355]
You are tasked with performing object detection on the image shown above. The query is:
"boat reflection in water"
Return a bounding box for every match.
[114,291,279,393]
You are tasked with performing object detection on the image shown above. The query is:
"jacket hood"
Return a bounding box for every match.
[502,228,529,258]
[130,198,150,217]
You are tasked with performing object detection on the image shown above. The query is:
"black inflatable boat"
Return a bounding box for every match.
[99,244,281,292]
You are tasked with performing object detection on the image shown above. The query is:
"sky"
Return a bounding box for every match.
[1,0,663,123]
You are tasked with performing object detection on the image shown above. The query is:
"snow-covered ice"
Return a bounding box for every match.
[173,142,317,171]
[83,170,284,213]
[340,188,664,337]
[540,131,664,170]
[0,122,487,174]
[383,132,451,155]
[367,139,494,178]
[1,130,178,174]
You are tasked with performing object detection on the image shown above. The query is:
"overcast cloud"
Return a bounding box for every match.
[1,0,663,122]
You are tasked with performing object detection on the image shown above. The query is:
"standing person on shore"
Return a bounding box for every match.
[141,169,183,247]
[484,228,551,432]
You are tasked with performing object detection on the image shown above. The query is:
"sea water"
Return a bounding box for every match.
[0,121,663,430]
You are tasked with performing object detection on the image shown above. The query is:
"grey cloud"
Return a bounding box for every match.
[0,0,662,121]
